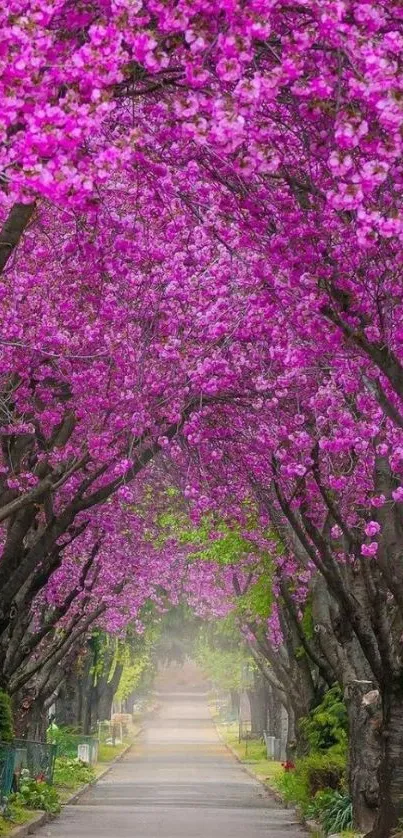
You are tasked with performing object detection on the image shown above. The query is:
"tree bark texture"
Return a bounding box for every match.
[369,683,403,838]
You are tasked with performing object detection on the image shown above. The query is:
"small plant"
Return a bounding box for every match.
[13,770,61,814]
[275,767,311,811]
[320,791,353,835]
[54,756,95,789]
[307,789,353,835]
[281,760,296,772]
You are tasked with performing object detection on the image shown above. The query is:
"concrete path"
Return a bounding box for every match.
[41,692,305,838]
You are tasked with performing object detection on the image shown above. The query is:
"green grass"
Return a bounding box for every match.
[97,743,128,763]
[215,720,283,786]
[0,803,37,836]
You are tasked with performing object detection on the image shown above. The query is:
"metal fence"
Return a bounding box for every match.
[98,720,124,746]
[238,718,252,742]
[0,743,15,803]
[47,731,98,766]
[0,739,57,803]
[13,739,57,784]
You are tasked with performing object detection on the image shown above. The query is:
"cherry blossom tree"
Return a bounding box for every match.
[1,2,403,834]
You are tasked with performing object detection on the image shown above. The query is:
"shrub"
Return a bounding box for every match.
[299,686,348,754]
[13,771,61,814]
[275,751,347,815]
[299,750,346,797]
[54,757,95,789]
[0,692,13,742]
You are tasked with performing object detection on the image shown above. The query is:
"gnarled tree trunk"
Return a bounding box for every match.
[369,682,403,838]
[346,682,381,834]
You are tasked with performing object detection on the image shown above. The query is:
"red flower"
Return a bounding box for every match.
[281,761,295,773]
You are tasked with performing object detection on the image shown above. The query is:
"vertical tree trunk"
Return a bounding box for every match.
[56,674,80,727]
[286,702,297,760]
[248,675,268,738]
[369,683,403,838]
[79,651,95,734]
[345,682,380,834]
[230,689,240,717]
[267,686,283,738]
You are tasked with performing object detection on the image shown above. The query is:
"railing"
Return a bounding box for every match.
[0,743,15,803]
[47,731,98,766]
[13,739,57,784]
[238,718,252,742]
[0,739,57,804]
[98,720,124,746]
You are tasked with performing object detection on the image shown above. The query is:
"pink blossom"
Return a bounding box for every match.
[365,521,381,537]
[361,543,379,558]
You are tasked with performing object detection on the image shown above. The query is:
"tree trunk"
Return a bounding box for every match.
[286,702,297,760]
[248,676,267,738]
[267,686,283,738]
[97,663,123,723]
[345,682,381,834]
[78,653,94,734]
[25,702,48,741]
[97,682,114,723]
[56,675,80,727]
[230,689,240,717]
[369,682,403,838]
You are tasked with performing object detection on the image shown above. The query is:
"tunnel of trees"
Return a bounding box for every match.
[0,1,402,836]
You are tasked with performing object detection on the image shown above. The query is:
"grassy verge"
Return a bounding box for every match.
[0,803,37,836]
[97,742,128,763]
[213,717,283,786]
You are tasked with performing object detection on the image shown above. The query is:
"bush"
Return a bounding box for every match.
[275,751,347,815]
[0,692,13,742]
[299,686,348,754]
[299,750,346,797]
[54,757,95,789]
[13,772,60,814]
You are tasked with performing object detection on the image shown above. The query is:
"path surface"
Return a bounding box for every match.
[41,692,305,838]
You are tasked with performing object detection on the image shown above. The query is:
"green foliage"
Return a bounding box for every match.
[13,773,60,814]
[275,751,346,814]
[299,686,348,754]
[300,600,314,641]
[237,573,273,620]
[275,769,310,810]
[154,603,200,665]
[307,790,353,835]
[0,693,13,742]
[191,524,258,565]
[299,750,346,796]
[196,639,248,692]
[53,757,95,789]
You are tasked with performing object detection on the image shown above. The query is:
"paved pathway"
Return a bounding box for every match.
[41,691,305,838]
